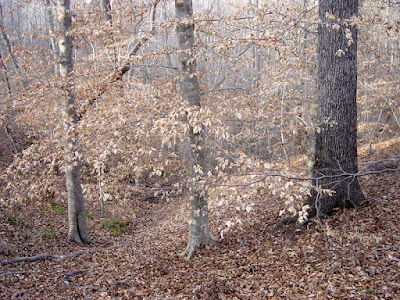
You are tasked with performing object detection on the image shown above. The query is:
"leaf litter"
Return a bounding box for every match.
[0,139,399,299]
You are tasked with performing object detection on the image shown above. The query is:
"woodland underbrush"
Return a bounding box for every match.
[0,129,399,299]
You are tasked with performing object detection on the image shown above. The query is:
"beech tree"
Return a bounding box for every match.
[308,0,366,217]
[45,0,59,77]
[175,0,216,260]
[1,0,398,258]
[57,0,90,244]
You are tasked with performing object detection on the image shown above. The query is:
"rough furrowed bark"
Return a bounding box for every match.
[278,0,366,228]
[310,0,366,217]
[175,0,216,260]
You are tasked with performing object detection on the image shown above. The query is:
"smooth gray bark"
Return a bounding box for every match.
[57,0,90,244]
[175,0,216,260]
[308,0,365,217]
[45,0,60,77]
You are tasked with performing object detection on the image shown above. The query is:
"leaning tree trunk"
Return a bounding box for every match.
[57,0,91,244]
[175,0,216,260]
[308,0,366,217]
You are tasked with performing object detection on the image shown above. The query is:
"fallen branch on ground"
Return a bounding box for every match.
[13,290,27,298]
[61,269,88,284]
[376,244,400,251]
[0,270,39,277]
[1,245,119,266]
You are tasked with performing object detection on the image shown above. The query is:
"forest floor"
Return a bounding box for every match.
[0,137,399,299]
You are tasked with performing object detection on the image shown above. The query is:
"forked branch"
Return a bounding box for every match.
[77,0,161,121]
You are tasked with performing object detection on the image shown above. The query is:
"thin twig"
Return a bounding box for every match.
[206,165,400,188]
[77,1,161,121]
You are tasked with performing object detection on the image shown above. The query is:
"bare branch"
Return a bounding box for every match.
[77,0,161,121]
[206,158,400,188]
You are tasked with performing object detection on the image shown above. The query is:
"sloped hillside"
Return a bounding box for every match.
[0,138,399,299]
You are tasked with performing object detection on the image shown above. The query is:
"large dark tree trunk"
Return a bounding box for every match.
[308,0,366,217]
[175,0,216,260]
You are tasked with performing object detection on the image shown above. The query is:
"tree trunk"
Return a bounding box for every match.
[45,0,60,77]
[57,0,91,244]
[175,0,216,260]
[101,0,112,23]
[0,2,27,88]
[0,49,12,98]
[308,0,366,217]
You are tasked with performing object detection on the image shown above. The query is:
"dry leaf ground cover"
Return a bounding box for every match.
[0,138,399,299]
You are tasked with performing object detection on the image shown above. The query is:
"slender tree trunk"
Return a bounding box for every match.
[100,0,118,65]
[0,49,12,99]
[308,0,365,217]
[101,0,112,23]
[1,48,17,154]
[0,2,27,88]
[57,0,90,244]
[45,0,60,77]
[175,0,216,260]
[0,2,18,71]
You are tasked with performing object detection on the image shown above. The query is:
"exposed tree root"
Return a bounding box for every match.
[276,215,298,229]
[67,232,92,245]
[180,238,218,261]
[179,244,198,261]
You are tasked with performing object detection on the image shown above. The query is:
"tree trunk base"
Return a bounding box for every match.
[67,227,91,244]
[180,237,218,261]
[276,215,298,229]
[67,235,91,245]
[277,190,367,229]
